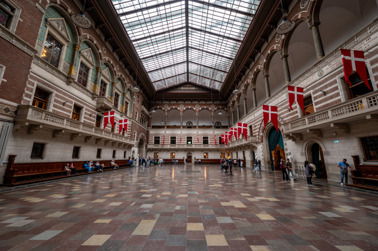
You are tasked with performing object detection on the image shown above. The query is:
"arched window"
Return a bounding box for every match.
[186,121,193,129]
[214,121,221,128]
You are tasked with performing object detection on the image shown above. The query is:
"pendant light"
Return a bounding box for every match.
[71,0,91,29]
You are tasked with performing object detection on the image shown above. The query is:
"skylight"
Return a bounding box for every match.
[112,0,261,90]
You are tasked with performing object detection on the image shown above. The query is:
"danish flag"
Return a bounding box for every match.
[103,111,115,129]
[340,49,371,90]
[238,123,248,141]
[288,86,304,114]
[230,128,237,141]
[118,119,128,134]
[197,136,199,143]
[180,137,182,143]
[221,134,228,146]
[263,105,279,131]
[162,135,165,146]
[224,131,229,146]
[214,135,217,146]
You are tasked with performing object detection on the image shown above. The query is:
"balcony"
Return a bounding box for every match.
[147,144,225,151]
[228,136,258,150]
[283,91,378,138]
[96,96,113,112]
[15,105,134,146]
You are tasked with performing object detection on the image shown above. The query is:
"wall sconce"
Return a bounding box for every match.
[62,101,67,106]
[321,90,326,96]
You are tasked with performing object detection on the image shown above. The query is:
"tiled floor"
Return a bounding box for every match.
[0,164,377,251]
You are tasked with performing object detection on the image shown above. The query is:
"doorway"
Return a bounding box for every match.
[268,128,285,170]
[187,152,192,163]
[311,143,327,179]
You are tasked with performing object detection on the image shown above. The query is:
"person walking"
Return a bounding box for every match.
[337,158,351,185]
[304,160,313,185]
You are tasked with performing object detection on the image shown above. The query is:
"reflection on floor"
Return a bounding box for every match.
[0,164,377,251]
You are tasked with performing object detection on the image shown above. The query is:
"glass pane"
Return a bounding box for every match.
[111,0,261,90]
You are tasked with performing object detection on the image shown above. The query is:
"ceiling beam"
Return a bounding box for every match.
[191,0,255,17]
[117,0,183,16]
[141,46,186,60]
[188,72,223,84]
[189,27,242,43]
[132,27,185,42]
[188,61,228,73]
[147,61,187,73]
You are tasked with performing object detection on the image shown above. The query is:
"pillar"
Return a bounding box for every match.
[180,112,183,129]
[236,106,240,122]
[94,67,102,94]
[68,44,80,78]
[281,54,291,84]
[252,87,257,108]
[311,24,325,58]
[243,98,247,116]
[110,82,115,101]
[264,74,270,98]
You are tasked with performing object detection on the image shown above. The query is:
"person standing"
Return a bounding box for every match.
[285,158,295,181]
[304,160,312,185]
[280,159,289,181]
[337,158,351,185]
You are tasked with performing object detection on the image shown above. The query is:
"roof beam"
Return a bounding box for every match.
[141,46,186,60]
[191,0,255,17]
[117,0,183,16]
[152,73,187,83]
[188,61,228,73]
[148,61,187,73]
[189,27,242,43]
[132,27,186,42]
[189,46,234,61]
[189,72,223,83]
[185,0,189,83]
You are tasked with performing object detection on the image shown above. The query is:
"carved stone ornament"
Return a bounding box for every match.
[81,48,95,65]
[71,14,91,29]
[300,0,309,9]
[276,20,295,34]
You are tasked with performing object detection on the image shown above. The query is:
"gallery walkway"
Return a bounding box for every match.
[0,164,377,250]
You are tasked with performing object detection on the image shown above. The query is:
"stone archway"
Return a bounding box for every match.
[137,134,147,158]
[309,142,327,179]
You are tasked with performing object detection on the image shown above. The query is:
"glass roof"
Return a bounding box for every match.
[112,0,261,90]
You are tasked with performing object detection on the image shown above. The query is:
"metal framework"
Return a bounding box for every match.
[112,0,261,90]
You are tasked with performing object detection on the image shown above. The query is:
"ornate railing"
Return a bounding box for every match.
[15,105,134,145]
[284,92,378,133]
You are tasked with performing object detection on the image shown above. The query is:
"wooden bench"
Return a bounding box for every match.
[3,155,131,186]
[348,155,378,191]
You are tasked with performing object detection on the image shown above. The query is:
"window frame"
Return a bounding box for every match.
[170,136,176,145]
[41,18,70,70]
[72,146,80,159]
[361,136,378,161]
[342,71,374,100]
[32,87,51,111]
[77,61,91,88]
[95,114,103,128]
[112,150,116,159]
[170,152,175,159]
[114,92,120,109]
[203,136,209,145]
[0,0,21,33]
[99,80,108,97]
[31,142,45,159]
[154,136,160,145]
[203,152,208,159]
[303,95,314,116]
[71,104,82,121]
[187,136,192,145]
[96,148,102,159]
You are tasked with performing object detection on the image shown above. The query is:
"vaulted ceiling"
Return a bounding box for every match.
[111,0,261,91]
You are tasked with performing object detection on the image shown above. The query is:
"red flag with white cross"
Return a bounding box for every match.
[263,105,278,131]
[162,135,165,146]
[214,135,217,146]
[238,123,248,141]
[230,128,237,140]
[118,119,128,134]
[288,86,304,114]
[340,49,371,90]
[224,131,229,146]
[103,111,115,129]
[221,134,225,144]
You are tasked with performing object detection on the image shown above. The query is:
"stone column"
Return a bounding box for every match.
[230,110,234,125]
[281,54,291,84]
[196,112,199,129]
[252,87,257,108]
[310,23,325,58]
[180,111,183,129]
[110,82,115,101]
[264,74,270,98]
[164,111,168,129]
[243,98,247,116]
[236,106,240,122]
[122,92,126,113]
[211,112,214,128]
[68,44,80,78]
[94,67,102,94]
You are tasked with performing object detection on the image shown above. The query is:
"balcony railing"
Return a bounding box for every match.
[284,91,378,133]
[228,136,258,148]
[15,105,134,145]
[96,96,113,112]
[147,144,225,150]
